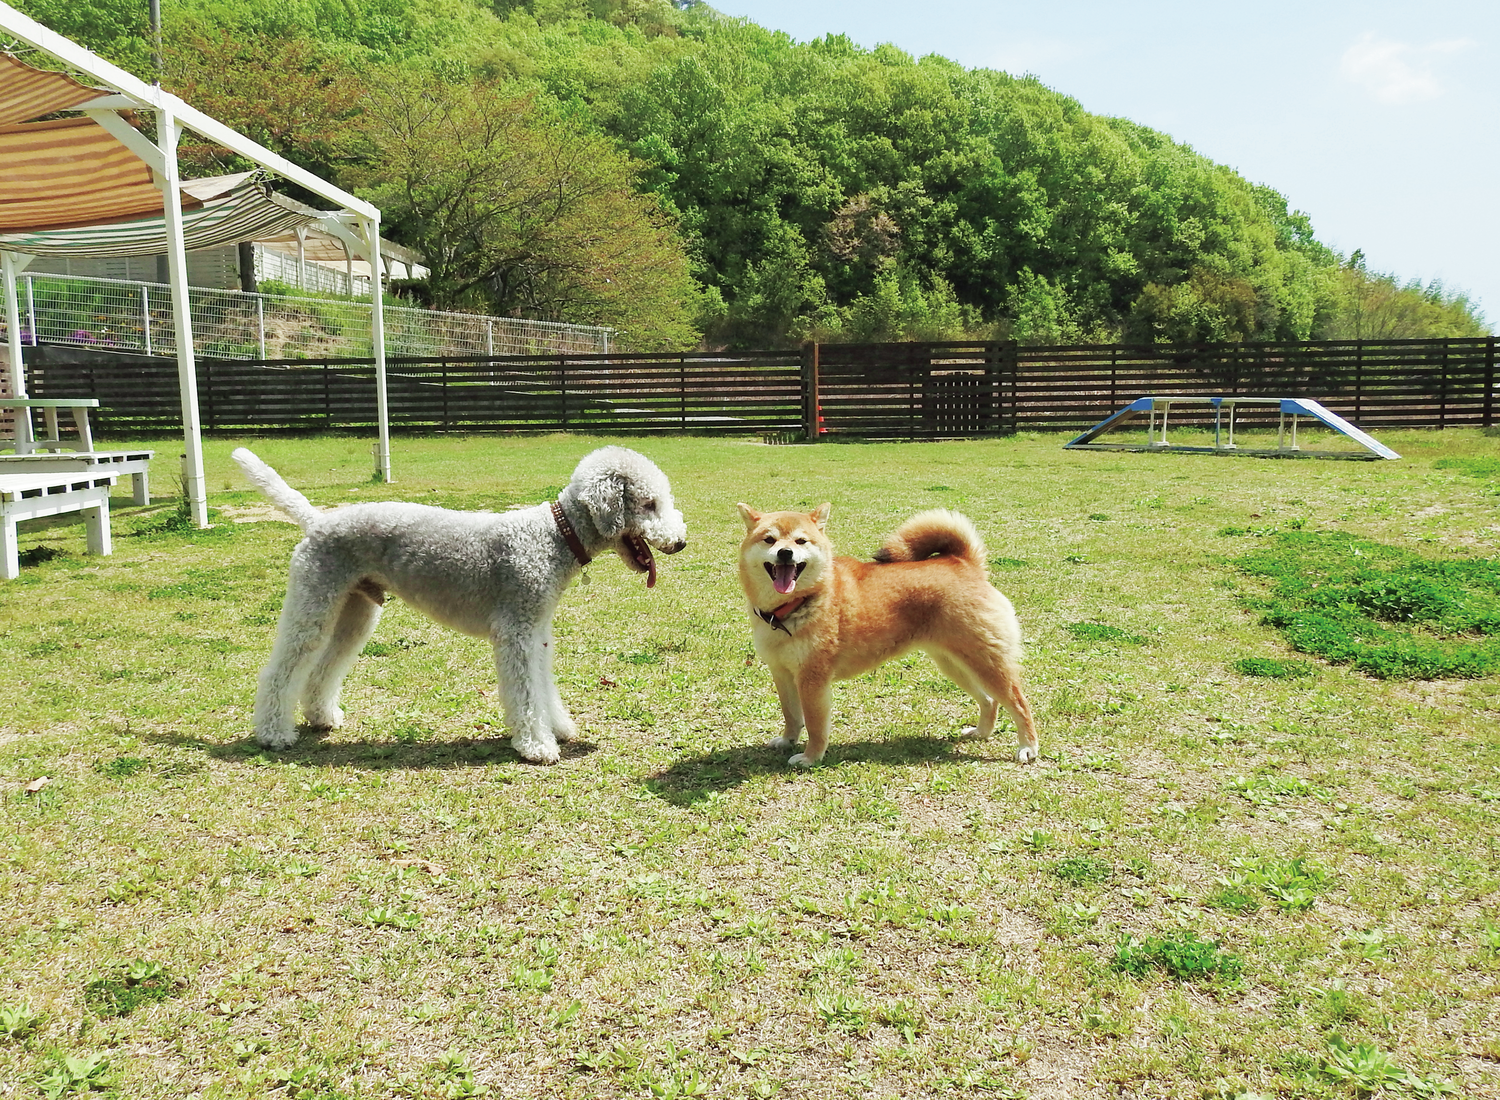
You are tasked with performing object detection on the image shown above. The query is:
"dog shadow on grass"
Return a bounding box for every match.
[148,728,599,770]
[643,734,1016,807]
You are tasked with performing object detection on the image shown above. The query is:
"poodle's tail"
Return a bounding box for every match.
[232,447,320,531]
[872,509,987,567]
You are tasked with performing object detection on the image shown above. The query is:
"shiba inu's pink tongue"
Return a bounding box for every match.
[772,562,798,594]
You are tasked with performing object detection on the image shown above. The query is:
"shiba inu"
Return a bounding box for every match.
[737,502,1039,767]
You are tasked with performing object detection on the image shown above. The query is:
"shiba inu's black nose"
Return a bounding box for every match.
[777,547,794,562]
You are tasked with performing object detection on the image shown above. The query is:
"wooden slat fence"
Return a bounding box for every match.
[29,352,805,436]
[25,338,1496,438]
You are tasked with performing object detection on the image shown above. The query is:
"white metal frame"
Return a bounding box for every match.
[1065,395,1400,460]
[0,3,392,524]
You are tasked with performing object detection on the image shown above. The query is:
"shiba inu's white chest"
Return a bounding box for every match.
[748,606,819,666]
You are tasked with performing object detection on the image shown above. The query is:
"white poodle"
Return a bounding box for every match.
[232,446,687,763]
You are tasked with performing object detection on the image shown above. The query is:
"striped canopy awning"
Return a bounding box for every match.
[0,170,319,257]
[0,51,102,124]
[0,114,202,231]
[0,52,318,245]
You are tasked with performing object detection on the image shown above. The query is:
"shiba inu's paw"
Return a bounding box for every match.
[1016,744,1039,764]
[787,752,819,768]
[959,724,990,741]
[769,735,799,751]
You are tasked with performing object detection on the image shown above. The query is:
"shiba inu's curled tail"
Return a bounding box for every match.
[873,509,987,566]
[232,447,320,531]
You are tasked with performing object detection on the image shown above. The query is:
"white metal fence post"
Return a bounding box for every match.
[141,284,153,355]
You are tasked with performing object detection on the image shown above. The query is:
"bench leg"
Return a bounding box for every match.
[1,514,17,579]
[12,409,35,455]
[131,470,150,506]
[71,407,95,451]
[83,495,112,557]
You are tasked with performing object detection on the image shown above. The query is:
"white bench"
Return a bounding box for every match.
[0,470,117,580]
[0,397,99,454]
[0,449,153,505]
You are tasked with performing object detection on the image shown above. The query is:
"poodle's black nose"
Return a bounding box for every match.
[665,539,686,554]
[777,546,794,562]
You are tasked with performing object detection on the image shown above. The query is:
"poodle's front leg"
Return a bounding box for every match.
[490,621,562,765]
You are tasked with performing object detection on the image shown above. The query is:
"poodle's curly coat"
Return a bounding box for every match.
[234,446,687,763]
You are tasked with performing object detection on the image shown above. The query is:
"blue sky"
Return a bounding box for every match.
[715,0,1499,328]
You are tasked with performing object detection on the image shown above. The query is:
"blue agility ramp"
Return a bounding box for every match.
[1065,396,1400,461]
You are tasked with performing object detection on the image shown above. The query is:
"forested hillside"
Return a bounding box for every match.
[10,0,1490,349]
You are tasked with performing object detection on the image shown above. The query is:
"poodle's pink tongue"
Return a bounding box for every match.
[647,557,657,588]
[772,562,798,594]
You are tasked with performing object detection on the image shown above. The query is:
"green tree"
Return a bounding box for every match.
[6,0,154,76]
[163,30,367,178]
[349,72,703,349]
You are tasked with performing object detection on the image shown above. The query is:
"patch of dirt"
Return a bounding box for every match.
[217,503,300,524]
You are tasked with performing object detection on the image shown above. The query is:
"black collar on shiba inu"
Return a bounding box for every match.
[551,501,593,566]
[755,594,809,633]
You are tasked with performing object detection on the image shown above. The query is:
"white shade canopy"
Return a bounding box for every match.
[0,5,392,521]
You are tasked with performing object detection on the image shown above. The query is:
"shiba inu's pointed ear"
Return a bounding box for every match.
[737,502,761,529]
[811,502,831,530]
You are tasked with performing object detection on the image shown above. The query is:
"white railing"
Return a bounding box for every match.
[255,246,372,297]
[1,272,612,360]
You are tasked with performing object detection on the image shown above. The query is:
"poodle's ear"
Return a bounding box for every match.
[578,471,626,539]
[811,502,831,530]
[736,503,761,530]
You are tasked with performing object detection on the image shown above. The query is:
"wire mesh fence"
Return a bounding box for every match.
[1,272,612,361]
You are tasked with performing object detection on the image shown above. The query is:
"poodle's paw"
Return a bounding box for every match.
[304,705,345,731]
[255,726,300,751]
[1015,743,1039,765]
[513,732,562,765]
[786,752,820,769]
[552,715,580,743]
[959,724,992,741]
[769,735,799,752]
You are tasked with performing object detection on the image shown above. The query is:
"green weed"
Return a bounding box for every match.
[82,960,178,1017]
[1112,932,1244,983]
[37,1052,111,1097]
[1066,622,1147,645]
[1237,531,1500,678]
[0,1002,42,1041]
[1050,855,1112,885]
[1232,656,1316,679]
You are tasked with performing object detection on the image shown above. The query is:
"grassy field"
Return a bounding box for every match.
[2,427,1498,1100]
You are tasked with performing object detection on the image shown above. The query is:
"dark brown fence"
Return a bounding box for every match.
[29,352,804,436]
[813,338,1497,438]
[26,337,1496,439]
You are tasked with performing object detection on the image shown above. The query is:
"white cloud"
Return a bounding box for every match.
[1340,33,1476,105]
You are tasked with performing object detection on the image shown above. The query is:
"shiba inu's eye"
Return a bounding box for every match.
[763,535,776,545]
[795,538,807,545]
